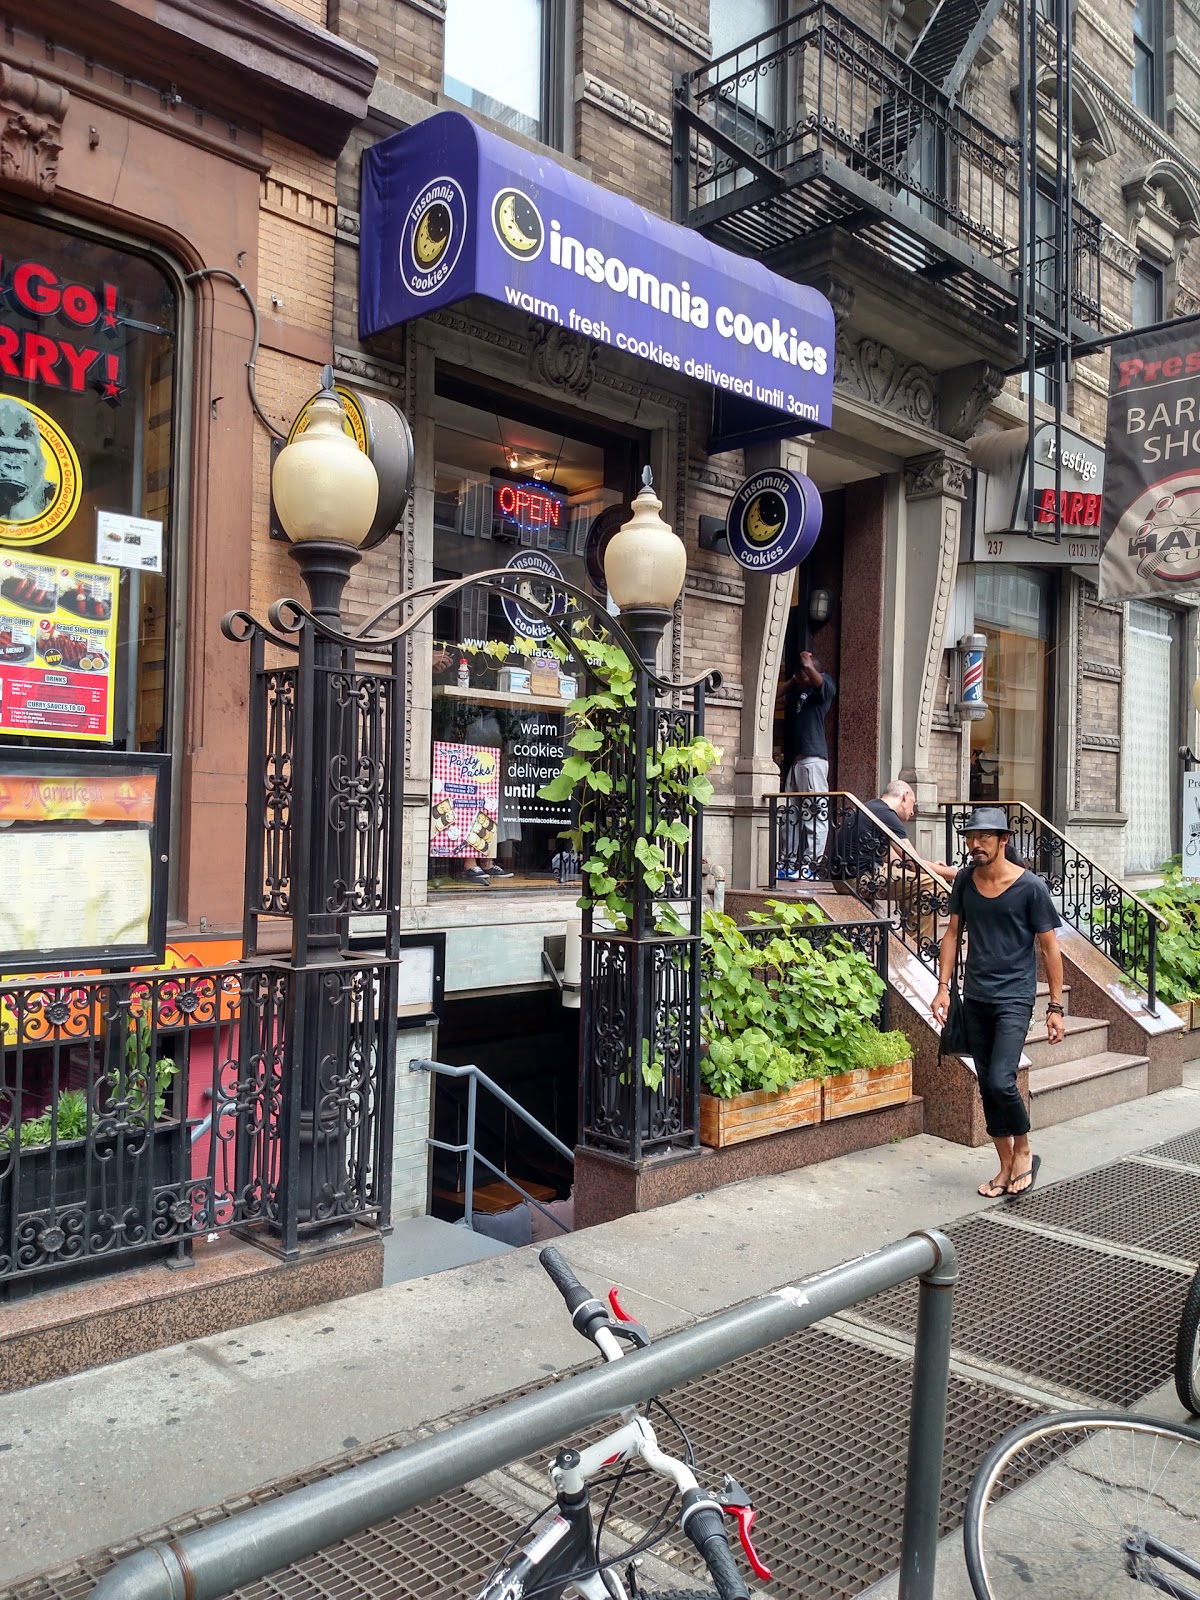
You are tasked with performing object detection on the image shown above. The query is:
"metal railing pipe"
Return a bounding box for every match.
[898,1231,958,1600]
[92,1229,957,1600]
[410,1059,575,1164]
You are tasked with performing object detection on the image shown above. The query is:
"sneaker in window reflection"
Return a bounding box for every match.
[777,868,800,881]
[463,864,490,884]
[488,865,514,879]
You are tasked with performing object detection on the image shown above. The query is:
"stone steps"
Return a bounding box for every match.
[1029,1050,1150,1130]
[1023,1013,1108,1068]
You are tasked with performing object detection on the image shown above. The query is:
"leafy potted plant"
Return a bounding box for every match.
[697,899,905,1145]
[821,1025,914,1121]
[1142,860,1200,1028]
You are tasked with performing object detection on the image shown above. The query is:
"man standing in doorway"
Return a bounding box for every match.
[931,806,1064,1198]
[779,650,837,871]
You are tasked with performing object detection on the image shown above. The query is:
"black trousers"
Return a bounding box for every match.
[962,998,1033,1139]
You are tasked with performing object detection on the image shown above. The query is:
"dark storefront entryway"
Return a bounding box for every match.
[970,566,1056,813]
[429,989,579,1221]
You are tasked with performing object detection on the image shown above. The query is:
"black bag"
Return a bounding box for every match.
[939,983,969,1056]
[938,889,969,1056]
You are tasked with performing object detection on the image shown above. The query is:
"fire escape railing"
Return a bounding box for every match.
[674,3,1102,329]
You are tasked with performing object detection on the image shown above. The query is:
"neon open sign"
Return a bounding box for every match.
[495,480,565,533]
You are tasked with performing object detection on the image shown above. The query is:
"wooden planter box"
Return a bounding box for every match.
[699,1078,822,1148]
[1167,1001,1200,1030]
[823,1058,913,1121]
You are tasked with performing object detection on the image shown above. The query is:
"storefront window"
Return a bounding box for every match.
[429,377,641,891]
[443,0,549,142]
[970,568,1054,810]
[0,214,176,753]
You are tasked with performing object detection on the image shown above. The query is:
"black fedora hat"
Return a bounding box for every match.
[956,805,1011,835]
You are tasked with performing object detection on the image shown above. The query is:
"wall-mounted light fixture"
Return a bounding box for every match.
[697,514,730,555]
[808,587,832,626]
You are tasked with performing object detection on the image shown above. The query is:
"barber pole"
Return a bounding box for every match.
[956,633,988,720]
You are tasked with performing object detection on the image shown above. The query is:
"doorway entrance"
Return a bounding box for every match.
[970,567,1055,811]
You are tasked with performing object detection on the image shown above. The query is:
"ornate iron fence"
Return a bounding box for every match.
[767,791,952,978]
[942,801,1164,1011]
[0,957,395,1287]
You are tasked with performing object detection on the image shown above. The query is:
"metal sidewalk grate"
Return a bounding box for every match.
[515,1326,1047,1600]
[859,1213,1188,1406]
[1012,1159,1200,1261]
[1147,1129,1200,1168]
[3,1487,524,1600]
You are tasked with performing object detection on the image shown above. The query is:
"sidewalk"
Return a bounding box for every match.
[3,1071,1200,1590]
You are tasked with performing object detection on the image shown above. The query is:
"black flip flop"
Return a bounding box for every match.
[1006,1153,1041,1198]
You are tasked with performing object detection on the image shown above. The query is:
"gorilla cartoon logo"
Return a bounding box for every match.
[0,399,53,523]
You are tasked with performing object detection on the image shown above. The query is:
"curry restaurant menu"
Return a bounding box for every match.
[0,828,152,955]
[0,545,118,740]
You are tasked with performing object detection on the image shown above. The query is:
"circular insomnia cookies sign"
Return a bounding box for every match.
[0,395,82,547]
[403,176,467,297]
[726,468,822,573]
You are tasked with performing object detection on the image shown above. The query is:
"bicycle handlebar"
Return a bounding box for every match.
[681,1497,752,1600]
[539,1245,620,1348]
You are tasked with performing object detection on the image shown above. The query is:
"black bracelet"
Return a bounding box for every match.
[1045,1001,1064,1015]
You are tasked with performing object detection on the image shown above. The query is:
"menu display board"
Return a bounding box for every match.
[430,741,500,858]
[0,544,118,740]
[0,749,169,972]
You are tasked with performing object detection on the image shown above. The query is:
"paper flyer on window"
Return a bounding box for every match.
[0,544,118,740]
[430,741,500,858]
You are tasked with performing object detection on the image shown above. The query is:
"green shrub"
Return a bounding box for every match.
[701,900,905,1098]
[1142,859,1200,1005]
[842,1027,913,1073]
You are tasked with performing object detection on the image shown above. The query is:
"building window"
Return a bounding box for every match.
[428,376,643,892]
[970,568,1055,812]
[0,212,178,755]
[1133,258,1165,327]
[443,0,564,146]
[1133,0,1163,123]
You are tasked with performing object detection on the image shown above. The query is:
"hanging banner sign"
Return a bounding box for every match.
[1099,326,1200,600]
[725,469,823,573]
[1185,771,1200,881]
[0,545,118,740]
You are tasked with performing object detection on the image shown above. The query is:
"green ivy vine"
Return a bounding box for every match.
[536,629,721,935]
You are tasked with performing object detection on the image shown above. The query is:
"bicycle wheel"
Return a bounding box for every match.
[1176,1265,1200,1415]
[964,1410,1200,1599]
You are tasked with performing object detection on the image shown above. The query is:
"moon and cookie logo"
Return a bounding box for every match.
[0,396,82,547]
[726,469,823,574]
[403,177,467,297]
[491,187,544,261]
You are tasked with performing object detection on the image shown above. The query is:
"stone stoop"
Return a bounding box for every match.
[1024,988,1150,1130]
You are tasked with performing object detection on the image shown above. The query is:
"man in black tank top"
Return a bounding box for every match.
[931,806,1064,1198]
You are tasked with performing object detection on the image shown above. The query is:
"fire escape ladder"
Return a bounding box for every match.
[910,0,1006,99]
[859,0,1004,180]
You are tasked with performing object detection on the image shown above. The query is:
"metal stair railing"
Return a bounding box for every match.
[767,791,953,979]
[411,1058,573,1234]
[942,800,1166,1013]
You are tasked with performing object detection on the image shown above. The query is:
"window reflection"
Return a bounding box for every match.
[970,568,1053,809]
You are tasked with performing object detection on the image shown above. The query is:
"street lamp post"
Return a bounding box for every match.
[263,367,384,1237]
[578,468,704,1167]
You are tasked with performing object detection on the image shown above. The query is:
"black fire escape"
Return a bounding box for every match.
[674,0,1100,497]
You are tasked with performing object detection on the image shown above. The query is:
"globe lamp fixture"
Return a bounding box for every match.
[272,364,379,549]
[603,467,686,613]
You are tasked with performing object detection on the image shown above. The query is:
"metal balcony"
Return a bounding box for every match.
[673,4,1101,341]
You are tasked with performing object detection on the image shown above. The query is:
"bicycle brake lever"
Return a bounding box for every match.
[606,1287,652,1348]
[718,1476,772,1582]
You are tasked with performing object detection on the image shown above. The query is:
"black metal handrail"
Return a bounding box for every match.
[767,791,952,979]
[0,958,395,1286]
[942,801,1165,1011]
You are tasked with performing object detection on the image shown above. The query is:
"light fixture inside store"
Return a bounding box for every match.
[603,467,687,614]
[271,366,379,548]
[809,587,832,626]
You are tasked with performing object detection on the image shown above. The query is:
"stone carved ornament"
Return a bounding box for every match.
[0,66,68,200]
[529,320,600,398]
[835,331,938,429]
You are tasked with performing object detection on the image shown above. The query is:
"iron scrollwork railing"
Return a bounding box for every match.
[767,791,952,978]
[943,801,1165,1011]
[0,959,395,1287]
[674,4,1103,332]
